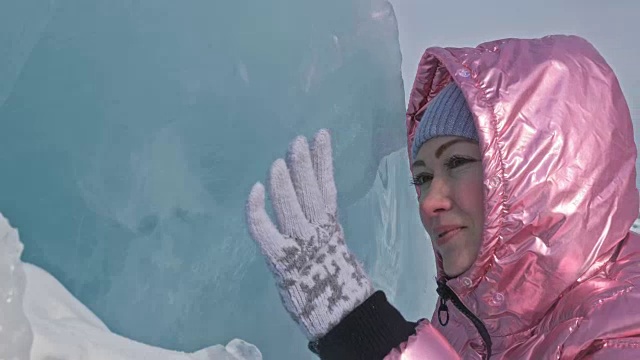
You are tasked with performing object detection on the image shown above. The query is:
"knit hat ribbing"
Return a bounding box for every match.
[411,82,478,160]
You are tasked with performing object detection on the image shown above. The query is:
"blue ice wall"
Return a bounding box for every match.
[0,1,415,358]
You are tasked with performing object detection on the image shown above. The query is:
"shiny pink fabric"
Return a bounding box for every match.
[384,321,460,359]
[393,35,640,359]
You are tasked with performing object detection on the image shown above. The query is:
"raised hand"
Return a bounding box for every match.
[245,129,373,340]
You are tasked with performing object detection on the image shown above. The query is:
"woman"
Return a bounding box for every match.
[245,35,640,359]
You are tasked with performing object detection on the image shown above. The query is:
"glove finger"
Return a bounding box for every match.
[246,182,300,266]
[287,136,328,224]
[311,129,338,216]
[269,158,314,239]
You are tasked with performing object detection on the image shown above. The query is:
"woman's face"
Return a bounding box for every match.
[412,136,485,278]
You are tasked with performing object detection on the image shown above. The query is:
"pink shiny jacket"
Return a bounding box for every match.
[387,35,640,359]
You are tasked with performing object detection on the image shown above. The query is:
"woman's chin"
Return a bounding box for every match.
[442,260,472,278]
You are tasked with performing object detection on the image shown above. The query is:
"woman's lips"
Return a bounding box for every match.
[436,227,465,246]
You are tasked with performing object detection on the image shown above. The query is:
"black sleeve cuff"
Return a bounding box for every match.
[308,291,419,360]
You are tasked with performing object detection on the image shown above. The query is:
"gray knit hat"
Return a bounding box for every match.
[411,82,478,160]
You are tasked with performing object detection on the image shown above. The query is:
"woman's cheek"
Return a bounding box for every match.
[418,196,430,232]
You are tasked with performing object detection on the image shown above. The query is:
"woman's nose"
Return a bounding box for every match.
[420,178,453,217]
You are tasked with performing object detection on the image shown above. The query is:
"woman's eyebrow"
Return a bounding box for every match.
[435,139,476,158]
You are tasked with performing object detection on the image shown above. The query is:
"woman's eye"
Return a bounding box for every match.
[411,173,432,186]
[445,156,476,169]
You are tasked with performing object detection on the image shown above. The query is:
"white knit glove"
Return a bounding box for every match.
[245,129,373,340]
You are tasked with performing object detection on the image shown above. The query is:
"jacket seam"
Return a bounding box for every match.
[457,58,509,270]
[558,284,638,357]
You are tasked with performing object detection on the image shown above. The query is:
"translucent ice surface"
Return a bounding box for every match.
[0,0,406,358]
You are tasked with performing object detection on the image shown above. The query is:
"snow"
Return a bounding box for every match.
[0,213,262,360]
[0,213,32,360]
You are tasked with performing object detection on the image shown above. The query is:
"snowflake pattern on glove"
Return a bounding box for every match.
[246,130,373,339]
